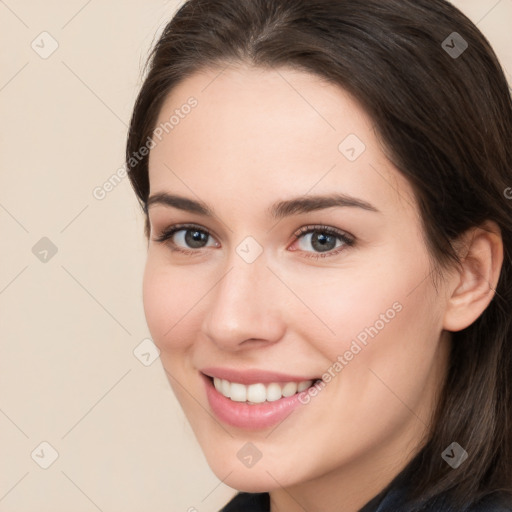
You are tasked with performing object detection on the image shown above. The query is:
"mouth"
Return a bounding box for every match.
[204,374,321,405]
[200,371,322,430]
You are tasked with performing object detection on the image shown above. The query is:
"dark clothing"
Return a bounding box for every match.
[220,492,269,511]
[219,458,512,512]
[220,490,512,511]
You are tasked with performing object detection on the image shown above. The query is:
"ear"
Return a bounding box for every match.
[442,220,504,332]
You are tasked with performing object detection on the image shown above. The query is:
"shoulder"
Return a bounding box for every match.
[465,492,512,512]
[364,483,512,512]
[218,492,270,512]
[216,489,512,512]
[421,490,512,512]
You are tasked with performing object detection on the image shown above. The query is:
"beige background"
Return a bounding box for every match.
[0,1,511,511]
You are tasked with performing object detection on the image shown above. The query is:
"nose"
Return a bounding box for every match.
[201,253,286,351]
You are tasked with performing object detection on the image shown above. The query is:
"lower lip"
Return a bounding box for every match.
[202,373,310,430]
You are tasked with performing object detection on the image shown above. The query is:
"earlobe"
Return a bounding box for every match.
[442,221,504,332]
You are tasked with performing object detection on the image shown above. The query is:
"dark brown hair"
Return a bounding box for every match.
[126,0,512,508]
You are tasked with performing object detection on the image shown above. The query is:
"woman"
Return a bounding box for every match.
[125,0,512,510]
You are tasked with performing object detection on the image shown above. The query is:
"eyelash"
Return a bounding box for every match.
[153,223,355,259]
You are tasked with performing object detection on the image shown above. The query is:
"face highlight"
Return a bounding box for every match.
[142,64,450,505]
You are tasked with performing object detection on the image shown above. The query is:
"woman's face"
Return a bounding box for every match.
[143,64,451,494]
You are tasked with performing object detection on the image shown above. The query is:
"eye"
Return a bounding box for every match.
[153,222,355,259]
[153,223,219,254]
[290,225,355,259]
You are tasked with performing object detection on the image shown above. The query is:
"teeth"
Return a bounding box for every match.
[221,379,231,397]
[266,383,282,402]
[282,382,298,397]
[212,377,313,403]
[230,382,247,402]
[247,383,266,403]
[297,380,311,392]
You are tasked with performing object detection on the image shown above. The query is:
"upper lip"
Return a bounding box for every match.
[201,367,319,385]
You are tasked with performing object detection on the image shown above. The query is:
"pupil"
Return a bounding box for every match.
[312,232,335,252]
[186,230,207,248]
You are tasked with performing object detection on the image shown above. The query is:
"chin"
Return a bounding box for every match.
[219,472,280,494]
[204,453,301,493]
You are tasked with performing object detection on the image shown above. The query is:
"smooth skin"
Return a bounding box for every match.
[143,63,503,512]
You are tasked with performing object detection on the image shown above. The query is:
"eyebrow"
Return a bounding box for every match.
[146,192,380,219]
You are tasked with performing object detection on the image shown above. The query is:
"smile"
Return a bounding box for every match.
[201,369,322,430]
[212,377,314,404]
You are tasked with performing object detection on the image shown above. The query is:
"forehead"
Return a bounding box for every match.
[147,64,416,217]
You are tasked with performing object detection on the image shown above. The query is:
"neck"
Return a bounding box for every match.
[269,423,425,512]
[268,331,451,512]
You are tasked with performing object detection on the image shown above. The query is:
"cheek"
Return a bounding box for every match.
[320,273,442,430]
[278,263,413,360]
[293,247,441,396]
[142,256,197,350]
